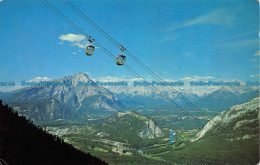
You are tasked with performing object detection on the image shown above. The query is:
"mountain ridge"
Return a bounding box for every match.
[192,97,260,142]
[0,73,122,121]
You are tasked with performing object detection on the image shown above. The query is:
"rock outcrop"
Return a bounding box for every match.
[139,118,163,139]
[191,97,260,142]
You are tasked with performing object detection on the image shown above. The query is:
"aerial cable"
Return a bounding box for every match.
[41,0,239,146]
[62,0,249,140]
[62,4,256,156]
[63,0,121,46]
[40,0,255,162]
[63,0,120,47]
[40,0,204,127]
[62,0,213,122]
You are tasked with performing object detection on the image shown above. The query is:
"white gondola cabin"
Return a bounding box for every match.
[85,37,95,56]
[116,55,126,65]
[116,45,126,65]
[85,44,95,56]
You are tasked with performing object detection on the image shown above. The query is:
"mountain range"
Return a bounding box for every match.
[0,73,258,122]
[0,73,122,121]
[190,86,259,111]
[109,85,259,112]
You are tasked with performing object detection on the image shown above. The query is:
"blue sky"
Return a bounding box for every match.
[0,0,259,83]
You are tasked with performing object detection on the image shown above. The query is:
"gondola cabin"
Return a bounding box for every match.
[85,44,95,56]
[116,55,126,65]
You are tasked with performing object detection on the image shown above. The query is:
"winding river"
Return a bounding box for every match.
[167,131,176,145]
[136,131,176,154]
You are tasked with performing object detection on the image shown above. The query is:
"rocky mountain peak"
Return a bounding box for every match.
[1,73,122,121]
[59,72,90,86]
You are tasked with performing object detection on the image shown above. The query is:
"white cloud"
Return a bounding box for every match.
[160,34,178,43]
[72,52,77,55]
[72,42,86,48]
[180,76,215,81]
[96,75,217,85]
[167,9,236,31]
[0,77,54,92]
[214,31,256,45]
[0,0,3,2]
[94,75,257,97]
[250,74,260,78]
[59,34,86,42]
[213,38,259,51]
[95,76,129,82]
[254,50,260,56]
[95,75,218,90]
[0,85,24,92]
[96,76,246,97]
[93,76,146,87]
[58,33,88,50]
[29,77,54,82]
[249,59,258,63]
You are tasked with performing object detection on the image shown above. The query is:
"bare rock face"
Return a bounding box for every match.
[191,97,260,142]
[113,111,164,139]
[98,111,164,141]
[139,119,163,139]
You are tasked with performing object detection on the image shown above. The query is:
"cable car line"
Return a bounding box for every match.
[62,3,257,158]
[41,0,235,150]
[62,0,211,123]
[39,0,254,161]
[40,0,206,129]
[63,0,121,47]
[41,0,126,65]
[92,40,247,157]
[41,0,248,154]
[62,0,213,121]
[63,0,127,65]
[97,41,212,130]
[61,0,253,146]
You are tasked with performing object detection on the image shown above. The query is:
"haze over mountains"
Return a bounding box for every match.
[190,86,259,111]
[110,84,258,112]
[0,73,258,122]
[109,86,200,107]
